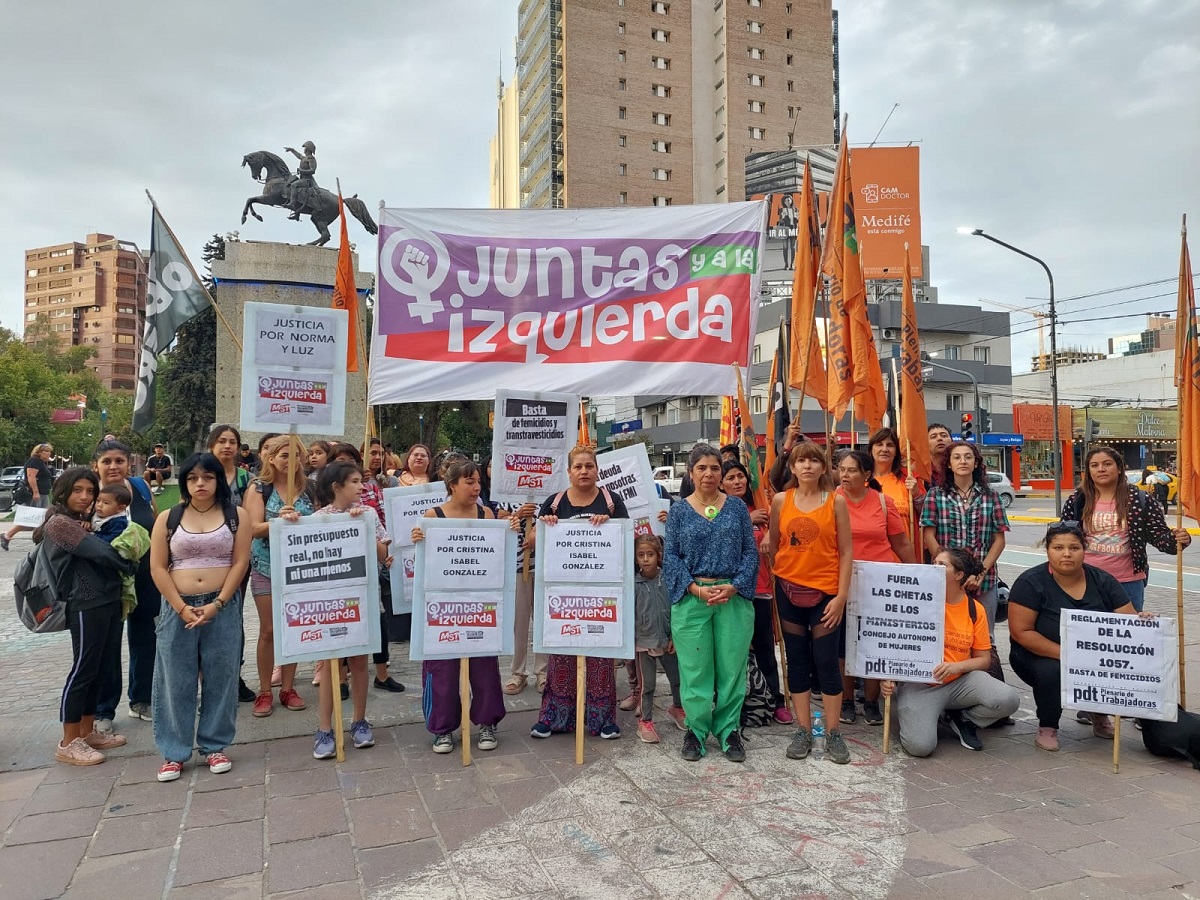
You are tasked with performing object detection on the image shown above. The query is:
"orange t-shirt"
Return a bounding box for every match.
[773,490,840,596]
[875,471,913,520]
[838,487,907,563]
[942,597,991,683]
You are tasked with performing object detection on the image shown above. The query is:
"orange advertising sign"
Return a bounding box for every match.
[849,147,921,280]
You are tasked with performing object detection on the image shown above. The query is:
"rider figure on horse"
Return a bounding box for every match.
[284,141,318,221]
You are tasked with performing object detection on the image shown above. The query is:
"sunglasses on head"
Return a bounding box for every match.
[1045,520,1083,536]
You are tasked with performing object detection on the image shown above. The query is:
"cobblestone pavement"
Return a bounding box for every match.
[2,525,1200,898]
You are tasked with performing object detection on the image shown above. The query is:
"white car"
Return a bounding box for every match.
[987,470,1015,507]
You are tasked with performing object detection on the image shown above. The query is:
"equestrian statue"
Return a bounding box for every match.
[240,143,377,247]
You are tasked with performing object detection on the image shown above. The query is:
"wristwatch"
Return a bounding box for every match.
[213,597,228,610]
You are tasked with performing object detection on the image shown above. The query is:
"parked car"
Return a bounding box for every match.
[0,466,24,490]
[987,470,1015,507]
[652,465,684,497]
[1126,468,1178,504]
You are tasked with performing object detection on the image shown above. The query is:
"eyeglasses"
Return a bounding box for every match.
[1046,519,1081,533]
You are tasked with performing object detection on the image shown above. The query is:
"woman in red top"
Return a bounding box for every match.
[835,449,915,725]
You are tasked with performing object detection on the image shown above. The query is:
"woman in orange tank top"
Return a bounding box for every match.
[766,443,854,764]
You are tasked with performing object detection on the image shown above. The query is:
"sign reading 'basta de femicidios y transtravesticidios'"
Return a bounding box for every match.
[269,512,381,665]
[240,301,348,436]
[410,517,516,661]
[1060,610,1179,721]
[489,389,579,505]
[845,561,945,683]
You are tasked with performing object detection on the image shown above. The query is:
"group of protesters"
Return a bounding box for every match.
[26,417,1190,777]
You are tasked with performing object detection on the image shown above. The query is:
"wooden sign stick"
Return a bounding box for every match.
[575,655,586,765]
[460,658,473,767]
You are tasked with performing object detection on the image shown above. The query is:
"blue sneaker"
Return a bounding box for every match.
[530,722,552,739]
[599,724,621,740]
[350,719,375,749]
[313,729,336,759]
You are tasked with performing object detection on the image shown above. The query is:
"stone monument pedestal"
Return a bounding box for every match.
[210,241,374,448]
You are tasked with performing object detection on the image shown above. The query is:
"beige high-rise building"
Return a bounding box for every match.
[23,233,147,392]
[498,0,835,210]
[490,74,522,209]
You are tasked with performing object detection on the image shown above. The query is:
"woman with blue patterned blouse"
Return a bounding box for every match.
[663,444,760,763]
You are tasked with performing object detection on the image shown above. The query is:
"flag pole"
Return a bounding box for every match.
[144,190,243,353]
[1176,213,1190,707]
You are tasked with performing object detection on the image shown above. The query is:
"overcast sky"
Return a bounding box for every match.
[1,0,1197,382]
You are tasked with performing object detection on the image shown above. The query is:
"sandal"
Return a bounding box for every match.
[503,674,528,695]
[618,695,639,711]
[536,675,547,693]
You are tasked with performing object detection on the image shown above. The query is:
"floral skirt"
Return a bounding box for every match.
[537,654,617,735]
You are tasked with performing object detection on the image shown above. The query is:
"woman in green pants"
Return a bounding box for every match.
[663,444,760,762]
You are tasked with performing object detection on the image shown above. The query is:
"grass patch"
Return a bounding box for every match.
[153,484,182,510]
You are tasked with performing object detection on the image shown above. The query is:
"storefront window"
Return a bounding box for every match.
[1022,441,1057,481]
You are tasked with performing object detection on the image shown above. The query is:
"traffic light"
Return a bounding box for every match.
[961,412,975,442]
[1086,418,1101,441]
[978,409,991,435]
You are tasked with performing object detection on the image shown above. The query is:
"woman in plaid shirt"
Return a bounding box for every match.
[920,441,1010,636]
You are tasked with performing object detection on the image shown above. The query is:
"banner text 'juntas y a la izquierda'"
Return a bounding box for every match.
[369,203,767,402]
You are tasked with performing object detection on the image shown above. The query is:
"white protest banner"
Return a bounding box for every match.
[541,520,624,582]
[597,443,662,537]
[369,203,768,402]
[240,301,348,435]
[13,505,47,528]
[383,484,445,548]
[489,389,579,504]
[1060,610,1179,721]
[392,547,416,616]
[534,519,635,658]
[269,512,380,664]
[411,518,516,660]
[845,561,945,683]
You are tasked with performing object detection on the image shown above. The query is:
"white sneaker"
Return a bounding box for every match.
[56,738,105,767]
[94,717,114,734]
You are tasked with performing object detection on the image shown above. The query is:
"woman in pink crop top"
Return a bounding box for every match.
[148,453,250,783]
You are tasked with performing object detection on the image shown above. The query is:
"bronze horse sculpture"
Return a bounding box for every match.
[240,150,377,247]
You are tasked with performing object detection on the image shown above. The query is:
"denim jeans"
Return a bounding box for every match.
[152,592,241,762]
[1118,578,1146,612]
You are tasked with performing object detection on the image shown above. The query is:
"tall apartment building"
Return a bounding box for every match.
[490,75,522,209]
[23,233,147,392]
[501,0,836,210]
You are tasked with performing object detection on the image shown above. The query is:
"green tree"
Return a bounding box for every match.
[156,235,221,451]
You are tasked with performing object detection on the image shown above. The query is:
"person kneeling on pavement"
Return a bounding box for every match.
[880,548,1021,757]
[1008,520,1151,752]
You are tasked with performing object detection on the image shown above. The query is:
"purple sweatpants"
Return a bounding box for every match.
[421,657,506,735]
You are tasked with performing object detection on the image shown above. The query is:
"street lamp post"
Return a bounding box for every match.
[958,227,1061,510]
[922,355,981,434]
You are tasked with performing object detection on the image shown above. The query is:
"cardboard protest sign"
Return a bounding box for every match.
[597,443,663,537]
[269,512,380,664]
[534,519,634,658]
[12,505,47,528]
[411,517,516,660]
[240,301,348,435]
[1060,610,1179,721]
[845,561,945,683]
[489,389,579,504]
[383,484,445,548]
[391,546,416,615]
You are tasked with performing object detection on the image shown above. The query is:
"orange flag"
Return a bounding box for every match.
[1176,217,1199,520]
[579,397,591,447]
[719,396,741,447]
[734,364,771,511]
[331,192,360,372]
[899,244,932,484]
[788,157,828,409]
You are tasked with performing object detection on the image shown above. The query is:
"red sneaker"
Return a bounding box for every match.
[252,691,274,717]
[203,751,232,774]
[157,760,183,782]
[279,688,307,711]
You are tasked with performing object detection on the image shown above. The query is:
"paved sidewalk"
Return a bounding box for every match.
[4,539,1200,898]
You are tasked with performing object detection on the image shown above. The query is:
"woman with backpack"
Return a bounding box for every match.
[148,453,251,781]
[529,446,629,741]
[1061,446,1190,613]
[92,439,159,732]
[37,467,136,766]
[880,548,1020,757]
[245,434,314,717]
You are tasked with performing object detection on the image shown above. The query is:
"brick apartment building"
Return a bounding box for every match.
[497,0,837,209]
[24,232,147,392]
